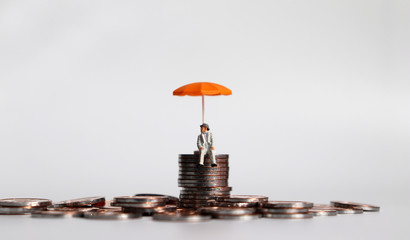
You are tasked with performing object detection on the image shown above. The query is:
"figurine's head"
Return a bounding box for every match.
[200,123,210,133]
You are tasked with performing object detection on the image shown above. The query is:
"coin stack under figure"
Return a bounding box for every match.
[178,152,231,208]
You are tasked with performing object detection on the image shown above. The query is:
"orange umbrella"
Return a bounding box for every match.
[173,82,232,123]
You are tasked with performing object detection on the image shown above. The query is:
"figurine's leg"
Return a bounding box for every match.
[199,149,206,165]
[209,149,216,165]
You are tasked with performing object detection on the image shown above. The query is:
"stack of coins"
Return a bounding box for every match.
[0,198,52,215]
[112,195,177,215]
[178,152,232,208]
[261,201,314,219]
[213,195,268,208]
[199,206,260,220]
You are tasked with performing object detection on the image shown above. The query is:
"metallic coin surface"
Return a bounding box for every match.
[260,208,309,214]
[330,201,380,212]
[214,214,261,220]
[220,195,268,203]
[46,207,97,212]
[122,205,177,214]
[152,212,211,222]
[31,210,83,218]
[111,201,166,208]
[309,209,337,216]
[179,163,228,168]
[179,195,219,200]
[114,196,168,203]
[263,213,314,219]
[0,198,52,208]
[199,207,256,216]
[83,211,142,220]
[179,167,229,172]
[178,175,228,180]
[179,171,228,176]
[179,183,229,188]
[52,196,105,208]
[263,201,313,209]
[335,208,364,214]
[134,194,179,205]
[210,202,259,208]
[0,206,45,215]
[181,186,232,191]
[178,179,228,184]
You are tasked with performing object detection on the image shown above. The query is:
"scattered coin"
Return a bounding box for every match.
[330,201,380,212]
[152,211,211,222]
[31,210,83,218]
[83,211,142,220]
[0,198,52,208]
[309,209,337,216]
[263,213,314,219]
[213,214,261,220]
[52,197,105,208]
[134,194,179,205]
[114,196,168,203]
[260,208,309,214]
[199,207,256,216]
[0,206,44,215]
[263,201,313,209]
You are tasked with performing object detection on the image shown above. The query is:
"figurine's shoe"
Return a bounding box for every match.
[211,164,218,167]
[197,164,204,168]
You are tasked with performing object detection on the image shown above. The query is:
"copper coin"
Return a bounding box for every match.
[211,202,260,208]
[263,213,314,219]
[179,167,229,172]
[199,207,256,216]
[114,196,168,203]
[330,201,380,212]
[309,209,337,216]
[260,208,309,214]
[179,195,219,200]
[152,212,211,222]
[122,205,177,214]
[214,214,261,220]
[178,163,229,168]
[178,175,228,180]
[134,194,179,205]
[83,211,142,220]
[111,201,166,208]
[31,210,84,218]
[0,198,52,208]
[0,206,46,215]
[179,171,229,176]
[52,196,105,208]
[220,195,268,203]
[180,187,232,192]
[263,201,313,209]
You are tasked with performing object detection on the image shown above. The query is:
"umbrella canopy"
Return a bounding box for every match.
[173,82,232,123]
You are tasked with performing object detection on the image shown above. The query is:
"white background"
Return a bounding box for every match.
[0,0,409,239]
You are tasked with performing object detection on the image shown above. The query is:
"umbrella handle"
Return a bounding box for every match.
[202,95,205,124]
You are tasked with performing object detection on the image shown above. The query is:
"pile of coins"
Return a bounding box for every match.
[178,152,231,208]
[0,196,380,221]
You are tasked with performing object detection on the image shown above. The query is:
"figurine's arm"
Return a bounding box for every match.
[210,133,215,149]
[197,135,204,149]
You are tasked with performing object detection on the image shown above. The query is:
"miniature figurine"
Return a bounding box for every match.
[197,123,217,167]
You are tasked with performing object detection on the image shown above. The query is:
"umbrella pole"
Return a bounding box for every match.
[202,95,205,124]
